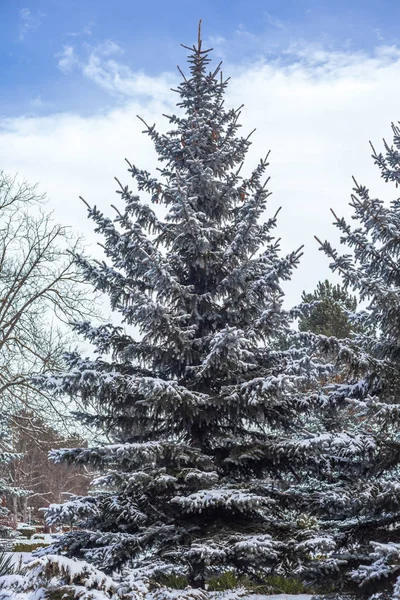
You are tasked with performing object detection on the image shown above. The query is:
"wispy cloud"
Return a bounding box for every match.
[30,95,45,109]
[19,8,43,41]
[56,46,79,74]
[4,42,400,304]
[67,22,94,38]
[265,11,287,31]
[56,40,123,76]
[56,39,175,99]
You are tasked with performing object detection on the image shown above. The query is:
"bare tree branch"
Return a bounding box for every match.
[0,171,100,438]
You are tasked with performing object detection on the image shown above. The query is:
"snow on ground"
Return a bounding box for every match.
[30,533,57,543]
[2,556,313,600]
[212,592,312,600]
[7,552,32,566]
[211,595,312,599]
[246,596,312,599]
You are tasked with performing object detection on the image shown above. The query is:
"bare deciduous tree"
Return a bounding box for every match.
[0,170,97,434]
[7,412,90,524]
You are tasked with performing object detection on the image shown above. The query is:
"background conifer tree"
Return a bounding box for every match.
[299,279,358,339]
[313,122,400,599]
[38,25,335,591]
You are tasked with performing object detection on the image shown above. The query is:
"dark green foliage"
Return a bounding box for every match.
[12,541,48,552]
[208,572,308,594]
[16,527,35,539]
[157,570,310,594]
[299,279,357,338]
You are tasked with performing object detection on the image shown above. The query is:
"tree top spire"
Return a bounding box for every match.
[198,18,202,52]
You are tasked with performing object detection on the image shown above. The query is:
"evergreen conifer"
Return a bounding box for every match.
[299,279,358,339]
[38,25,334,591]
[313,122,400,599]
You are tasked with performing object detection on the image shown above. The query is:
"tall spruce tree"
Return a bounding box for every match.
[37,25,335,592]
[313,122,400,599]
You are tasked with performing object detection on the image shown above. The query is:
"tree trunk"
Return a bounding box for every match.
[12,496,18,525]
[22,496,27,523]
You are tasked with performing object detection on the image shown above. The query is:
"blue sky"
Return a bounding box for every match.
[2,0,400,303]
[1,0,400,117]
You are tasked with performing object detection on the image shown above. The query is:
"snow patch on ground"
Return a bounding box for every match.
[7,552,32,566]
[246,596,312,599]
[211,595,312,600]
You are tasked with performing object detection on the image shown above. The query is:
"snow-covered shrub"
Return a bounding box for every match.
[0,554,147,600]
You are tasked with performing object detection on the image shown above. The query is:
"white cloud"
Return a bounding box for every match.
[81,56,175,98]
[67,21,94,38]
[265,12,287,31]
[56,40,175,99]
[19,8,43,40]
[57,41,120,75]
[56,45,78,74]
[1,43,400,305]
[95,39,124,57]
